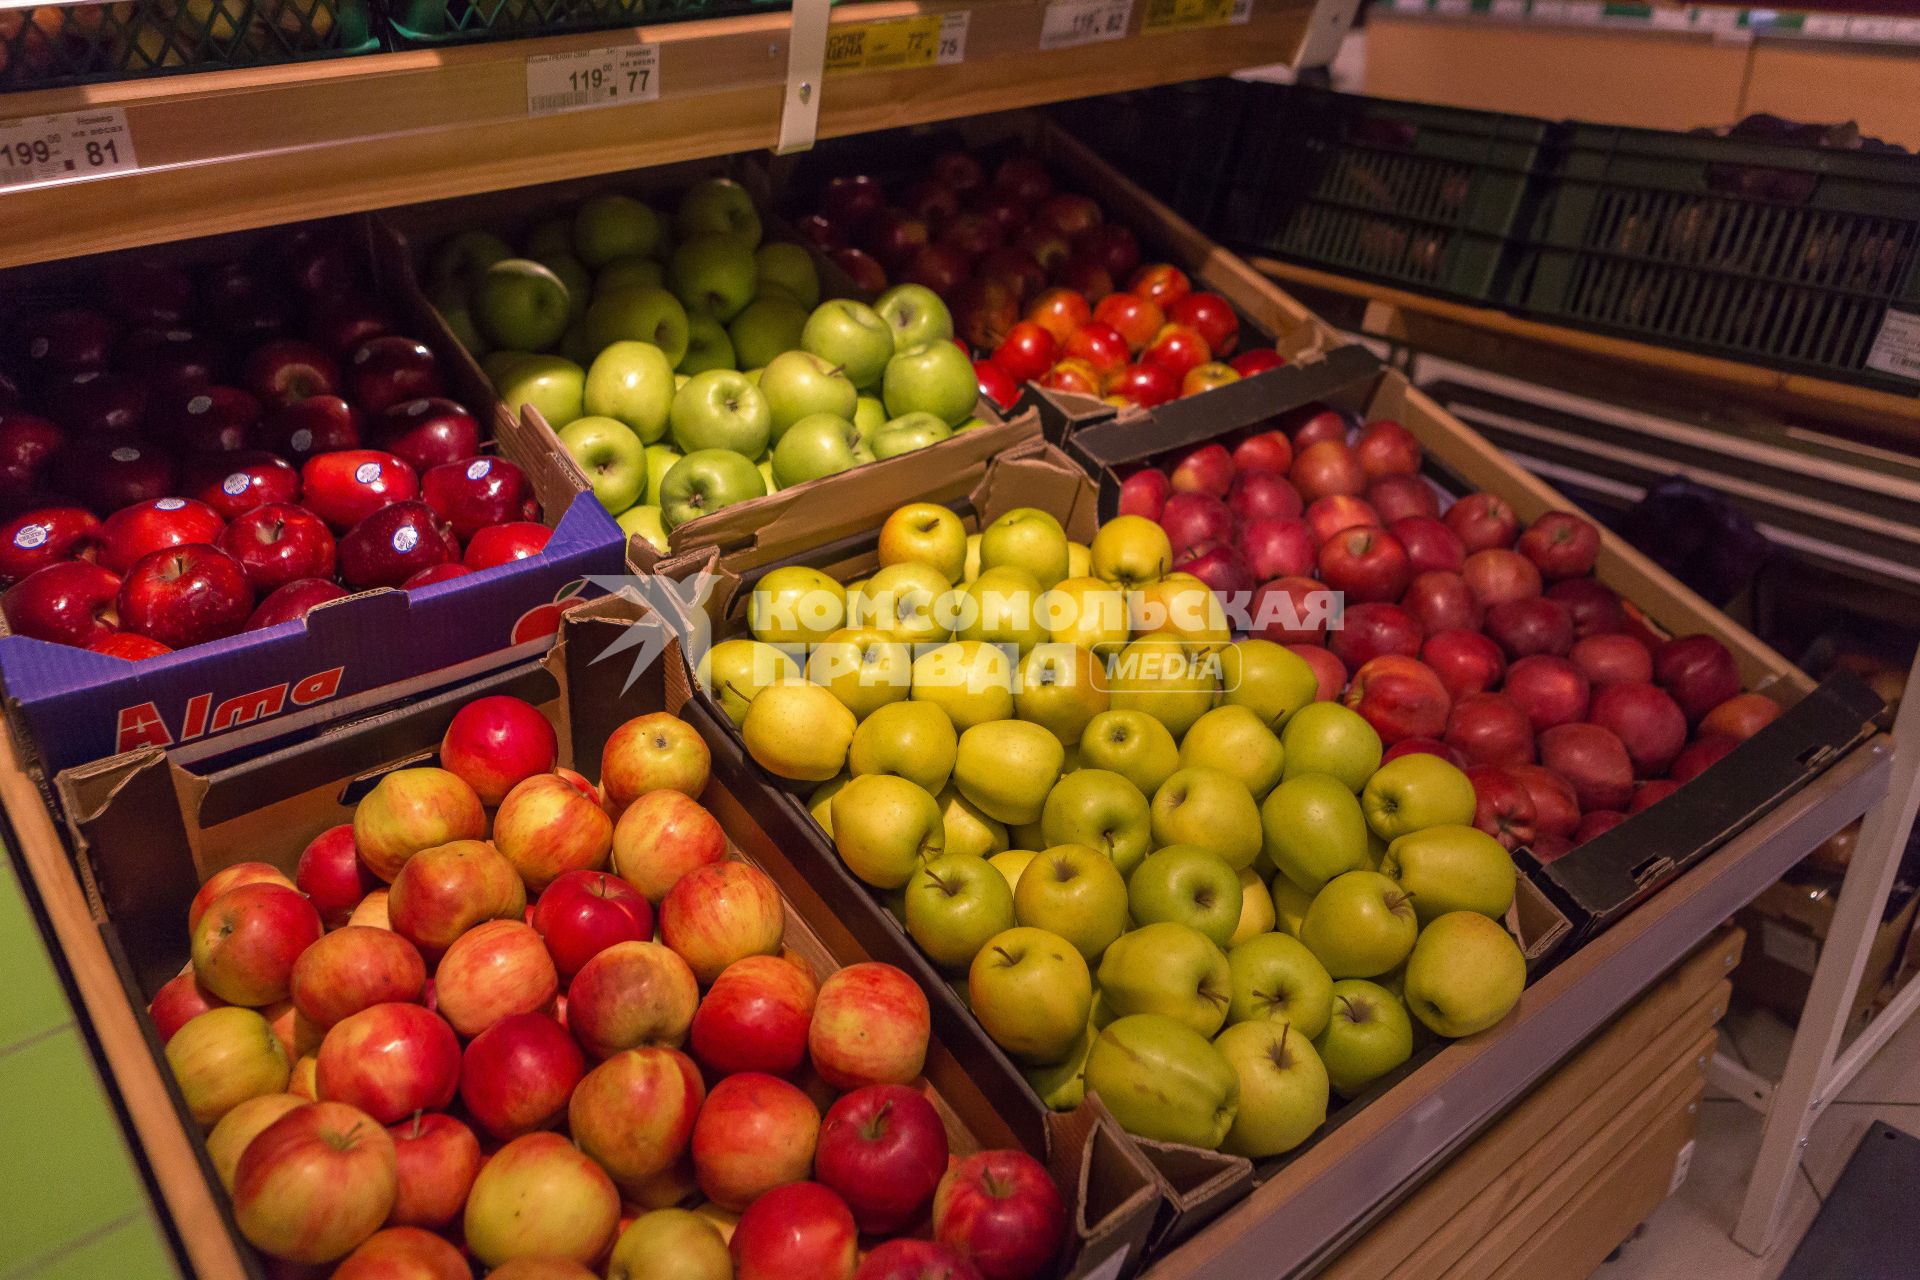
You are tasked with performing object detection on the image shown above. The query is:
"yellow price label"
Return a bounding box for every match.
[826,12,969,73]
[1141,0,1242,30]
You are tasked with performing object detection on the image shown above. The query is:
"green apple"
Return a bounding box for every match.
[754,242,820,308]
[1214,1021,1328,1158]
[644,444,681,506]
[954,721,1065,825]
[955,565,1044,654]
[1109,633,1219,740]
[1226,933,1333,1036]
[583,340,675,442]
[831,773,944,888]
[869,412,952,460]
[1221,639,1319,731]
[495,354,585,427]
[1231,868,1276,946]
[1260,773,1370,894]
[1300,871,1418,979]
[968,927,1093,1065]
[1179,705,1285,800]
[910,641,1014,730]
[1402,911,1526,1039]
[1089,515,1172,590]
[574,193,664,267]
[1270,874,1312,939]
[557,416,647,514]
[905,852,1013,970]
[936,786,1008,860]
[677,312,736,375]
[771,413,862,487]
[728,297,809,370]
[849,700,957,795]
[990,850,1036,894]
[1362,754,1477,842]
[803,300,894,389]
[760,350,857,438]
[536,253,593,322]
[1280,702,1382,793]
[1097,921,1232,1037]
[862,563,954,646]
[1315,979,1414,1097]
[1039,769,1151,879]
[595,254,665,298]
[658,449,766,530]
[981,507,1069,590]
[1084,1014,1239,1149]
[698,638,799,726]
[676,177,761,247]
[875,284,954,352]
[808,627,909,719]
[878,503,966,582]
[585,284,690,367]
[1150,767,1261,872]
[852,394,887,439]
[1381,824,1517,924]
[1043,577,1130,655]
[473,258,571,352]
[667,232,757,323]
[668,369,770,456]
[742,680,856,782]
[1078,710,1179,798]
[427,278,487,356]
[882,341,977,426]
[1012,843,1128,962]
[749,565,844,645]
[1015,643,1109,747]
[431,229,513,286]
[617,504,668,554]
[1128,846,1243,948]
[1023,1019,1093,1112]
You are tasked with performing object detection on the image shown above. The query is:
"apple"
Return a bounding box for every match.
[1507,763,1581,840]
[1671,734,1740,783]
[659,860,784,984]
[744,678,858,781]
[338,501,456,589]
[1380,821,1517,924]
[607,1210,731,1280]
[883,341,977,426]
[731,1182,857,1280]
[1319,526,1411,603]
[990,321,1059,383]
[1214,1020,1328,1158]
[1011,842,1129,961]
[348,337,444,414]
[1588,681,1688,777]
[731,298,811,373]
[568,1044,706,1197]
[1302,494,1378,547]
[289,926,424,1028]
[609,788,727,903]
[877,283,955,352]
[1128,263,1192,309]
[814,1084,949,1234]
[1230,472,1305,526]
[1369,474,1440,525]
[1468,764,1537,850]
[232,1101,397,1264]
[689,953,816,1076]
[1548,577,1628,636]
[1442,690,1535,768]
[253,393,364,463]
[1127,845,1243,947]
[1403,910,1526,1038]
[1360,749,1476,841]
[810,961,930,1089]
[146,384,258,455]
[0,505,97,586]
[1083,1012,1237,1148]
[190,881,321,1006]
[217,503,335,593]
[242,338,342,408]
[531,869,651,979]
[1418,629,1502,702]
[1142,323,1211,381]
[831,246,890,293]
[437,694,557,806]
[1278,700,1383,793]
[432,919,559,1038]
[463,1132,621,1269]
[1328,602,1424,669]
[1037,358,1100,397]
[1300,870,1418,978]
[690,1069,819,1210]
[1701,691,1782,740]
[164,1005,291,1125]
[1653,634,1742,723]
[1403,571,1481,637]
[858,1241,984,1280]
[1246,576,1331,648]
[1540,722,1634,811]
[931,1149,1066,1280]
[385,837,525,954]
[1504,655,1592,732]
[149,969,228,1045]
[1516,511,1600,580]
[975,360,1021,410]
[566,940,700,1059]
[1314,979,1413,1097]
[340,1226,469,1278]
[206,1092,306,1192]
[53,436,178,513]
[1570,632,1654,686]
[2,560,123,647]
[385,1112,482,1230]
[115,542,254,649]
[659,448,767,530]
[583,285,690,367]
[375,397,481,475]
[803,299,895,388]
[1097,920,1232,1036]
[493,772,614,891]
[1462,547,1543,610]
[1149,765,1262,870]
[24,304,117,373]
[1441,492,1517,552]
[757,240,821,308]
[1167,291,1239,357]
[1159,491,1235,557]
[677,176,760,245]
[1485,597,1575,659]
[967,926,1092,1064]
[314,1002,460,1123]
[184,450,301,523]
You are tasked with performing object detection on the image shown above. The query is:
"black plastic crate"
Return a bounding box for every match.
[384,0,769,47]
[1211,84,1554,302]
[0,0,376,92]
[1511,122,1920,393]
[1048,78,1255,228]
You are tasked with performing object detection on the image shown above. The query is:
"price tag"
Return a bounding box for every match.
[1040,0,1133,49]
[826,11,969,74]
[1141,0,1240,33]
[0,108,136,192]
[1800,13,1850,38]
[526,44,659,118]
[1866,308,1920,383]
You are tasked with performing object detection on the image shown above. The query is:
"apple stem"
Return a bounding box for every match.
[407,1110,424,1139]
[720,679,754,704]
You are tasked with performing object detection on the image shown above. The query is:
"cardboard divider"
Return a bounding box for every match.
[1067,360,1886,938]
[49,597,1158,1280]
[0,215,627,781]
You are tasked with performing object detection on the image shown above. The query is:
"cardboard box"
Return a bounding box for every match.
[49,597,1160,1280]
[0,218,627,781]
[1734,876,1919,1031]
[1068,360,1886,938]
[760,111,1363,436]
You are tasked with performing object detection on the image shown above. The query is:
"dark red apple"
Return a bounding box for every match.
[1517,511,1600,580]
[977,247,1045,302]
[862,210,931,272]
[932,1151,1065,1280]
[1569,632,1652,686]
[1240,517,1314,581]
[53,438,178,513]
[338,501,455,589]
[1484,597,1574,659]
[1506,763,1581,841]
[463,521,549,571]
[988,322,1057,384]
[1540,722,1634,812]
[1573,810,1626,843]
[218,503,337,593]
[459,1012,585,1141]
[816,1084,949,1235]
[1289,440,1366,503]
[1443,691,1535,768]
[24,306,116,373]
[1328,601,1422,667]
[1401,571,1481,636]
[149,386,264,455]
[1014,225,1070,275]
[45,370,147,435]
[375,398,481,475]
[1158,492,1235,556]
[903,179,961,232]
[1116,469,1170,522]
[1546,577,1626,637]
[830,248,888,294]
[974,360,1020,411]
[939,213,1004,259]
[1588,681,1688,778]
[1652,635,1742,723]
[950,279,1021,353]
[1354,419,1421,479]
[198,263,291,341]
[1503,655,1591,733]
[1079,223,1142,282]
[1251,575,1333,646]
[2,560,122,647]
[117,544,253,649]
[183,451,301,521]
[1173,540,1252,598]
[1383,737,1463,767]
[1108,362,1179,409]
[98,498,227,576]
[254,394,364,462]
[1228,472,1302,524]
[1462,547,1543,607]
[347,337,444,415]
[1444,492,1519,552]
[1231,431,1292,475]
[1670,733,1740,783]
[246,577,350,631]
[121,328,223,392]
[822,174,886,229]
[421,455,539,542]
[1467,764,1536,851]
[1055,253,1116,304]
[0,506,100,584]
[905,244,973,298]
[1318,526,1410,603]
[796,213,845,251]
[1304,495,1380,547]
[403,563,472,589]
[105,262,194,328]
[1391,516,1465,574]
[308,293,396,356]
[1368,474,1440,524]
[242,340,342,408]
[0,414,65,505]
[1345,654,1450,744]
[1628,779,1681,813]
[301,449,419,531]
[1420,627,1505,700]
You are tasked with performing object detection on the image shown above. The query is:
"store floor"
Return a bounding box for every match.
[1603,999,1920,1278]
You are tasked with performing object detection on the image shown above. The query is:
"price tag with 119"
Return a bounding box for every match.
[527,44,660,118]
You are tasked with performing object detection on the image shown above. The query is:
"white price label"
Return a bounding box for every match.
[0,108,136,192]
[526,44,659,118]
[1040,0,1133,48]
[1800,14,1850,38]
[1867,308,1920,383]
[937,11,971,63]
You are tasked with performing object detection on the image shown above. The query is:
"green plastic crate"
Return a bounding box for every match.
[1511,122,1920,392]
[384,0,780,47]
[1211,84,1556,303]
[0,0,376,92]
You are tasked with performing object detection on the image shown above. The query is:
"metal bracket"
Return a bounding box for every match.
[776,0,832,155]
[1292,0,1364,67]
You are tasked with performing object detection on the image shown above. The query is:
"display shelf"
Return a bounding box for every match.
[0,0,1330,271]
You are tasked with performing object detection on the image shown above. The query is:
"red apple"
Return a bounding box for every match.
[1443,493,1518,552]
[933,1150,1066,1280]
[1629,779,1681,813]
[99,497,227,576]
[385,836,525,955]
[422,455,539,541]
[1670,733,1740,783]
[975,360,1020,410]
[1141,323,1211,380]
[531,870,651,979]
[1504,655,1591,733]
[1290,642,1347,700]
[1517,511,1600,580]
[609,788,727,902]
[1484,597,1574,659]
[459,1011,585,1140]
[1173,540,1252,598]
[149,970,228,1045]
[1287,405,1353,449]
[0,413,65,505]
[1354,419,1421,479]
[863,210,932,272]
[314,1001,460,1123]
[659,861,784,986]
[309,293,397,356]
[1079,224,1142,282]
[1588,681,1688,777]
[816,1084,949,1233]
[1547,578,1627,637]
[375,398,481,475]
[243,339,342,408]
[0,506,100,584]
[1574,810,1626,843]
[44,369,147,435]
[1117,469,1170,521]
[858,1240,985,1280]
[1506,763,1581,841]
[904,178,962,231]
[188,862,296,932]
[87,632,171,660]
[118,543,254,649]
[432,919,559,1039]
[190,880,323,1005]
[1232,430,1293,475]
[1402,570,1481,635]
[693,1070,822,1210]
[348,337,444,414]
[1328,601,1423,668]
[1304,495,1378,546]
[107,261,194,327]
[1062,323,1128,382]
[731,1182,858,1280]
[823,174,886,228]
[1467,764,1536,851]
[385,1113,481,1231]
[1057,252,1119,304]
[690,953,817,1078]
[600,710,711,807]
[1461,547,1542,609]
[907,244,974,297]
[1420,627,1505,700]
[1345,654,1450,743]
[1540,722,1634,812]
[939,212,1003,258]
[295,825,370,927]
[565,940,699,1060]
[1158,492,1235,555]
[988,322,1058,383]
[25,305,117,372]
[1443,691,1535,767]
[465,521,550,571]
[1013,225,1070,275]
[149,385,263,454]
[1037,359,1100,398]
[797,212,846,251]
[232,1101,398,1265]
[200,263,292,341]
[217,503,335,593]
[1383,737,1462,766]
[1127,264,1191,310]
[1700,692,1782,741]
[1108,362,1179,408]
[1290,440,1366,503]
[1368,474,1440,524]
[1241,517,1315,581]
[1251,576,1335,646]
[339,501,455,589]
[439,694,558,806]
[810,962,931,1091]
[1230,348,1287,379]
[1570,632,1652,686]
[1166,291,1238,357]
[977,247,1045,303]
[301,450,419,531]
[830,247,889,294]
[403,563,471,589]
[1093,293,1165,352]
[246,577,349,631]
[291,926,426,1028]
[1025,288,1092,345]
[1318,526,1409,603]
[186,450,302,521]
[255,394,364,461]
[1652,635,1742,723]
